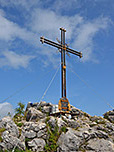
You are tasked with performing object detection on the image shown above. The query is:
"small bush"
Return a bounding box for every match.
[15,102,25,116]
[0,128,6,133]
[25,137,31,143]
[83,112,90,118]
[44,119,60,152]
[95,119,106,124]
[0,136,3,142]
[0,128,6,142]
[23,111,27,120]
[17,122,24,127]
[61,126,67,133]
[45,116,50,123]
[19,128,22,137]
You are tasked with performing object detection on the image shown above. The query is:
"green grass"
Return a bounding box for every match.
[60,126,67,133]
[44,119,60,152]
[0,128,6,132]
[0,128,6,142]
[45,116,50,123]
[0,136,3,142]
[17,122,24,127]
[25,137,31,143]
[0,148,34,152]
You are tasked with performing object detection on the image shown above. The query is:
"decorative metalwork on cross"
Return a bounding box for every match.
[40,27,82,113]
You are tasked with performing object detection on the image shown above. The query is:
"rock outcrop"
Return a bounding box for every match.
[0,117,25,151]
[104,109,114,123]
[0,102,114,152]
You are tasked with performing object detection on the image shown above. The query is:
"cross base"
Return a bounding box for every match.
[58,97,71,113]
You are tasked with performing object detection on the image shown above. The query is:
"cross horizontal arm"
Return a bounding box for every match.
[40,36,82,58]
[66,47,82,58]
[40,36,61,49]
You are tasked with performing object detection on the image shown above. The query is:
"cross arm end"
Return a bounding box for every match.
[79,52,83,58]
[40,36,44,44]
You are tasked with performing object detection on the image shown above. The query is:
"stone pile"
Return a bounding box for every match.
[0,101,114,152]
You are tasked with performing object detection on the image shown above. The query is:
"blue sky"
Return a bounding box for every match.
[0,0,114,118]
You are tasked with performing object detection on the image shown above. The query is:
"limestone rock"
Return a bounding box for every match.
[41,105,51,113]
[86,138,114,152]
[106,122,114,131]
[24,130,36,138]
[37,129,47,139]
[36,123,47,139]
[1,131,25,151]
[90,115,106,124]
[0,142,6,151]
[67,119,80,129]
[26,102,33,110]
[28,138,45,152]
[57,128,83,152]
[1,101,114,152]
[70,106,83,117]
[26,107,45,121]
[57,118,67,129]
[104,110,114,123]
[0,116,19,137]
[39,101,52,107]
[48,116,57,131]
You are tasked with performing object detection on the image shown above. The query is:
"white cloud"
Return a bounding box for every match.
[30,8,83,40]
[30,8,110,62]
[0,10,37,69]
[52,0,80,13]
[73,17,110,61]
[0,10,38,45]
[0,51,35,69]
[0,2,111,68]
[0,102,14,119]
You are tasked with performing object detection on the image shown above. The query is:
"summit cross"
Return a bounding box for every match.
[40,27,82,113]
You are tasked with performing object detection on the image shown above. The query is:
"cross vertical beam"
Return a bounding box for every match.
[60,27,66,98]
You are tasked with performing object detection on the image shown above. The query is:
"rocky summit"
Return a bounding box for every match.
[0,101,114,152]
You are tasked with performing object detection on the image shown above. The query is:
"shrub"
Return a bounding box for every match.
[0,128,6,142]
[44,119,59,152]
[15,102,25,116]
[17,122,24,127]
[61,126,67,133]
[45,116,50,123]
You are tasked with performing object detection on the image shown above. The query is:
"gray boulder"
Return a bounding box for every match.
[21,122,48,141]
[37,129,47,139]
[26,102,32,110]
[57,128,83,152]
[24,130,36,138]
[26,102,40,110]
[26,107,45,121]
[37,123,47,139]
[67,119,80,129]
[86,138,114,152]
[48,116,57,131]
[70,106,83,117]
[0,116,19,137]
[28,138,46,152]
[39,101,52,107]
[41,105,51,113]
[103,110,114,123]
[34,122,47,132]
[1,131,25,151]
[57,118,67,130]
[23,122,47,132]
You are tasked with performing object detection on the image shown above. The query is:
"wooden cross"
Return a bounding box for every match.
[40,28,82,113]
